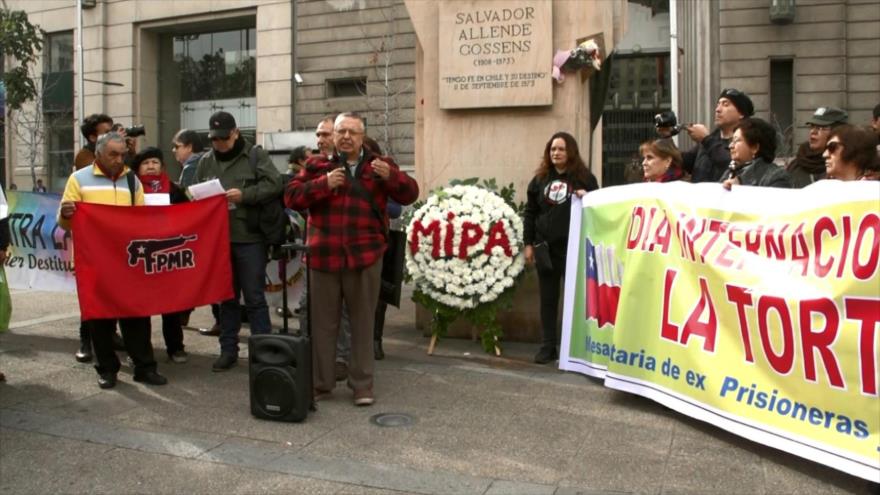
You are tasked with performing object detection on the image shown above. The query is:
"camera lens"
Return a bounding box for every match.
[124,125,146,138]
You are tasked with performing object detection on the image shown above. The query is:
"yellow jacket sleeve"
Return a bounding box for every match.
[57,174,83,231]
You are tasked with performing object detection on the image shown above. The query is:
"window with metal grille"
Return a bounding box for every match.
[327,77,367,98]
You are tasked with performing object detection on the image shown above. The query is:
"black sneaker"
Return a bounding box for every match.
[334,361,349,382]
[199,324,221,337]
[75,342,93,363]
[212,353,238,372]
[97,373,117,389]
[534,346,558,364]
[133,371,168,386]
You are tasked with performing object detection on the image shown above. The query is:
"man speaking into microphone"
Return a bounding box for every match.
[285,113,419,406]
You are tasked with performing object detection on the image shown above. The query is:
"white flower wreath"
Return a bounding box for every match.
[406,185,525,310]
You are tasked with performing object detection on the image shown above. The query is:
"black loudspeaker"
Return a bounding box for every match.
[249,333,312,422]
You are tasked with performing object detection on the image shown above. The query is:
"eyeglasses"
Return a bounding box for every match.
[335,128,363,136]
[809,125,831,132]
[720,88,742,97]
[825,141,842,154]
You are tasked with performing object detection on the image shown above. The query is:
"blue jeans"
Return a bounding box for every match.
[219,242,271,355]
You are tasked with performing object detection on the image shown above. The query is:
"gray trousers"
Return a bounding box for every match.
[309,261,382,393]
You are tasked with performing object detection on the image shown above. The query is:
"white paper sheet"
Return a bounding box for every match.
[187,179,226,201]
[144,193,171,206]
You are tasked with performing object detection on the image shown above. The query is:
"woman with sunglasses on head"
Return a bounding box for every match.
[721,118,792,190]
[822,125,880,181]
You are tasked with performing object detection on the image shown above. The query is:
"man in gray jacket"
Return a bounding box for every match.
[195,111,283,371]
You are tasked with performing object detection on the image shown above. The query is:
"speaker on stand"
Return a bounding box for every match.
[249,242,314,422]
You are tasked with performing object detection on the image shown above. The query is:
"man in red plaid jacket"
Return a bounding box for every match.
[285,112,419,406]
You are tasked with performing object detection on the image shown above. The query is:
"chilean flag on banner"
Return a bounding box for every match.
[585,236,622,327]
[72,196,233,320]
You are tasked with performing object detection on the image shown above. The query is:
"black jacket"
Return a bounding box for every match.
[786,142,826,188]
[0,218,8,252]
[169,182,189,205]
[683,128,732,183]
[524,168,598,258]
[720,157,792,188]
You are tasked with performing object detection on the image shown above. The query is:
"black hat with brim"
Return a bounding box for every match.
[805,107,848,126]
[208,111,237,139]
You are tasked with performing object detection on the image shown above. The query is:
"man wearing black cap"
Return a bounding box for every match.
[682,88,754,183]
[195,111,283,371]
[786,107,848,188]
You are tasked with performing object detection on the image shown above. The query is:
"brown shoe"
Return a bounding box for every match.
[334,361,348,382]
[353,388,374,406]
[0,371,6,382]
[313,389,332,402]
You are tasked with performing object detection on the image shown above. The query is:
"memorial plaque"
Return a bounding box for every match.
[438,1,552,109]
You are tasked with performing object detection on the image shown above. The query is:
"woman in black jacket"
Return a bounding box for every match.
[523,132,599,364]
[721,118,792,189]
[134,147,189,363]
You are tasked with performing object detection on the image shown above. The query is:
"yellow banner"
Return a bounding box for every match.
[560,181,880,482]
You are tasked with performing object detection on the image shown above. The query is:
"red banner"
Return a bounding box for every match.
[72,196,233,320]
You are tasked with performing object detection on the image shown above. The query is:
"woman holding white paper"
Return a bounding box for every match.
[133,147,189,363]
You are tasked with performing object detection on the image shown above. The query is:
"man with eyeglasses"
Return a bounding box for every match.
[195,111,283,371]
[302,116,355,383]
[171,129,220,335]
[286,112,419,406]
[682,88,754,183]
[785,107,848,188]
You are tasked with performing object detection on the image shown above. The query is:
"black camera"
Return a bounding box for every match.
[124,125,146,138]
[654,111,684,137]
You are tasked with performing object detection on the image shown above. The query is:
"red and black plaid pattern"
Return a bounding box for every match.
[285,151,419,272]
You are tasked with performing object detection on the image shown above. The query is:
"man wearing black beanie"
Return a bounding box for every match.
[682,88,755,182]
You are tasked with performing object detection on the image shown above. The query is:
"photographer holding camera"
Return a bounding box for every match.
[74,114,114,171]
[681,88,754,183]
[110,123,144,168]
[654,111,683,140]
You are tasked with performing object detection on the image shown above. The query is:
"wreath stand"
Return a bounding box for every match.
[427,331,501,356]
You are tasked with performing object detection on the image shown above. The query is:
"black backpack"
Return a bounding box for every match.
[245,145,296,256]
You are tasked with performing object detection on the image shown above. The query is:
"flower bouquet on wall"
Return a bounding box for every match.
[405,178,525,355]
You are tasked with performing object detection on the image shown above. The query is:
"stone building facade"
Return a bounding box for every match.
[2,0,414,191]
[677,0,879,152]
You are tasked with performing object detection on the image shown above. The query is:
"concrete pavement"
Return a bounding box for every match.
[0,286,876,494]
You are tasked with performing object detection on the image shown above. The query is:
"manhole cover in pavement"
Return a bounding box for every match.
[370,413,416,427]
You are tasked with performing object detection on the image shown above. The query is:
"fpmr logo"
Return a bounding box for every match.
[127,235,198,274]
